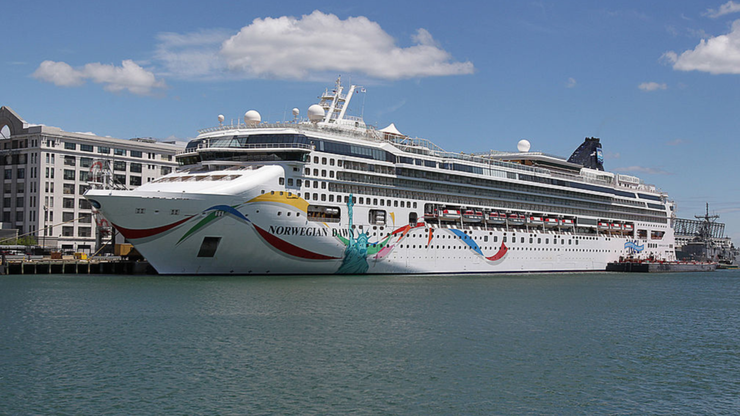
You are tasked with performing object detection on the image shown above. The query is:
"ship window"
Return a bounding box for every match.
[321,182,326,189]
[314,156,319,163]
[373,198,378,205]
[329,159,335,166]
[329,171,335,178]
[337,160,342,167]
[197,237,221,257]
[287,178,293,186]
[380,199,384,206]
[307,205,341,223]
[321,170,326,177]
[394,201,398,207]
[279,177,285,185]
[369,209,386,225]
[322,157,327,165]
[313,169,319,176]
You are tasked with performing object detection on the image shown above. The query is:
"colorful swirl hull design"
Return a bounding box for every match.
[111,193,509,273]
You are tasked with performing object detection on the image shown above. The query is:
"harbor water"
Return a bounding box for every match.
[2,270,739,415]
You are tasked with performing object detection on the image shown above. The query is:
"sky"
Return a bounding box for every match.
[1,0,739,241]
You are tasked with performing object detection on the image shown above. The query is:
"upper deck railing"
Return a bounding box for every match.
[191,121,662,194]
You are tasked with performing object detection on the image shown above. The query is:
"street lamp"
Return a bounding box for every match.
[42,204,48,250]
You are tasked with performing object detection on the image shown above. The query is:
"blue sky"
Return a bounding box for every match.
[2,0,740,241]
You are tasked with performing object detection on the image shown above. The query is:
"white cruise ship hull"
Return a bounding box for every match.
[85,165,659,275]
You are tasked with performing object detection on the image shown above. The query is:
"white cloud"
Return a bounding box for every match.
[158,11,474,81]
[33,60,166,95]
[704,1,740,18]
[663,19,740,74]
[566,77,577,88]
[666,138,687,146]
[155,29,231,79]
[638,82,667,91]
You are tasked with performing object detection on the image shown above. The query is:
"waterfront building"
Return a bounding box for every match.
[0,106,184,253]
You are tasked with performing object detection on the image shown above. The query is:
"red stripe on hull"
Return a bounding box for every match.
[253,225,341,260]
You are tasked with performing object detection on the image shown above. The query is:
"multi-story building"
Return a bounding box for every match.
[0,106,184,253]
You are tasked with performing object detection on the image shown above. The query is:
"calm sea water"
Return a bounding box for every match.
[1,270,739,415]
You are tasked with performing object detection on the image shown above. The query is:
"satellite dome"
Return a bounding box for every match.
[244,110,261,126]
[517,139,531,153]
[307,104,324,123]
[218,114,225,124]
[292,108,300,117]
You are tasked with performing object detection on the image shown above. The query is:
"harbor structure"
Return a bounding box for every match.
[0,106,184,254]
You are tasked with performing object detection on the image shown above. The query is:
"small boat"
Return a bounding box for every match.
[611,223,623,230]
[439,209,461,221]
[508,213,525,226]
[623,223,634,232]
[544,217,559,227]
[598,221,610,230]
[560,218,574,227]
[528,216,544,225]
[486,212,506,225]
[462,210,484,223]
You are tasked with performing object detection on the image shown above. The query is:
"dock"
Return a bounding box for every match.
[606,261,717,273]
[1,257,156,275]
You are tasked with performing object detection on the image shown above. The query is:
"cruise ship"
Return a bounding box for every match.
[85,78,676,275]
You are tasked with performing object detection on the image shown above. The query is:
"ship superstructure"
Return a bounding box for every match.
[85,79,676,275]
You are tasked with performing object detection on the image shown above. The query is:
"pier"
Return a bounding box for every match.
[1,257,156,275]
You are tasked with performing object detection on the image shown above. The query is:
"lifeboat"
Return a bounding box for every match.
[598,221,610,230]
[623,223,634,232]
[486,212,507,225]
[439,209,461,221]
[611,223,623,230]
[528,216,544,225]
[544,217,559,227]
[560,218,574,227]
[508,213,525,226]
[424,211,439,221]
[462,210,484,223]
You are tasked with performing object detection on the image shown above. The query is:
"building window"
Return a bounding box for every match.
[80,144,93,152]
[4,169,11,180]
[79,199,91,210]
[16,211,23,222]
[63,184,75,195]
[130,163,142,173]
[79,171,90,182]
[64,156,76,166]
[63,212,75,222]
[98,146,110,154]
[16,197,23,207]
[114,174,126,185]
[129,176,142,186]
[80,157,93,168]
[114,148,126,156]
[63,198,74,209]
[78,227,91,237]
[62,226,74,237]
[63,170,75,180]
[113,161,126,171]
[65,142,76,150]
[130,150,142,158]
[161,166,172,175]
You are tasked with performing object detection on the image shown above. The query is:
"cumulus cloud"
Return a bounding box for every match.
[155,29,232,79]
[33,59,166,95]
[158,11,474,80]
[704,1,740,18]
[663,19,740,74]
[613,166,672,175]
[638,82,668,91]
